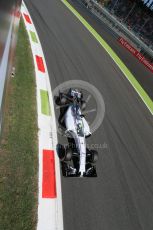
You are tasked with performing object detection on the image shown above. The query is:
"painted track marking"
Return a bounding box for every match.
[36,55,46,73]
[23,13,32,24]
[40,90,51,115]
[62,0,153,115]
[22,2,64,230]
[42,150,57,198]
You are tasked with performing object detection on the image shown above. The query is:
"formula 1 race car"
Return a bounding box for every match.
[55,89,98,177]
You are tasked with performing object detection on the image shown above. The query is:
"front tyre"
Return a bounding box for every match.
[55,94,67,106]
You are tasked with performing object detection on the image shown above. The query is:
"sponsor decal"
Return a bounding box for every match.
[118,37,153,73]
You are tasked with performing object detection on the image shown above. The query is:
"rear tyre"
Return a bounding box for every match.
[56,144,65,160]
[58,146,72,162]
[89,150,98,163]
[64,147,73,161]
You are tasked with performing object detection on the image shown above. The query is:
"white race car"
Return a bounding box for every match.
[55,89,98,177]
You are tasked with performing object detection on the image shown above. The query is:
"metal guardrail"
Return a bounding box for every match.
[81,0,153,59]
[0,0,21,135]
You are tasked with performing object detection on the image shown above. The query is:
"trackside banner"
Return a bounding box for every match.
[118,37,153,73]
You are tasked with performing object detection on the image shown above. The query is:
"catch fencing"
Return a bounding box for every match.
[80,0,153,60]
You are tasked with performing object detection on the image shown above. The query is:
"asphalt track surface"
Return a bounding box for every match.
[68,0,153,100]
[25,0,153,229]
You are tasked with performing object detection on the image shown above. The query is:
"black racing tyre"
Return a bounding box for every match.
[57,145,72,162]
[55,95,67,106]
[55,96,61,105]
[56,144,65,161]
[64,147,73,161]
[60,95,67,105]
[89,150,98,163]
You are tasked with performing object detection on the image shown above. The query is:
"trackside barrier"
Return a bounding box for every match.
[0,1,21,136]
[21,2,64,230]
[79,0,153,59]
[0,21,13,134]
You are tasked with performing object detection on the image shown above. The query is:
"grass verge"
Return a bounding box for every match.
[0,18,38,230]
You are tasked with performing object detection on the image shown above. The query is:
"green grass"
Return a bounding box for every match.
[0,19,38,230]
[40,90,51,115]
